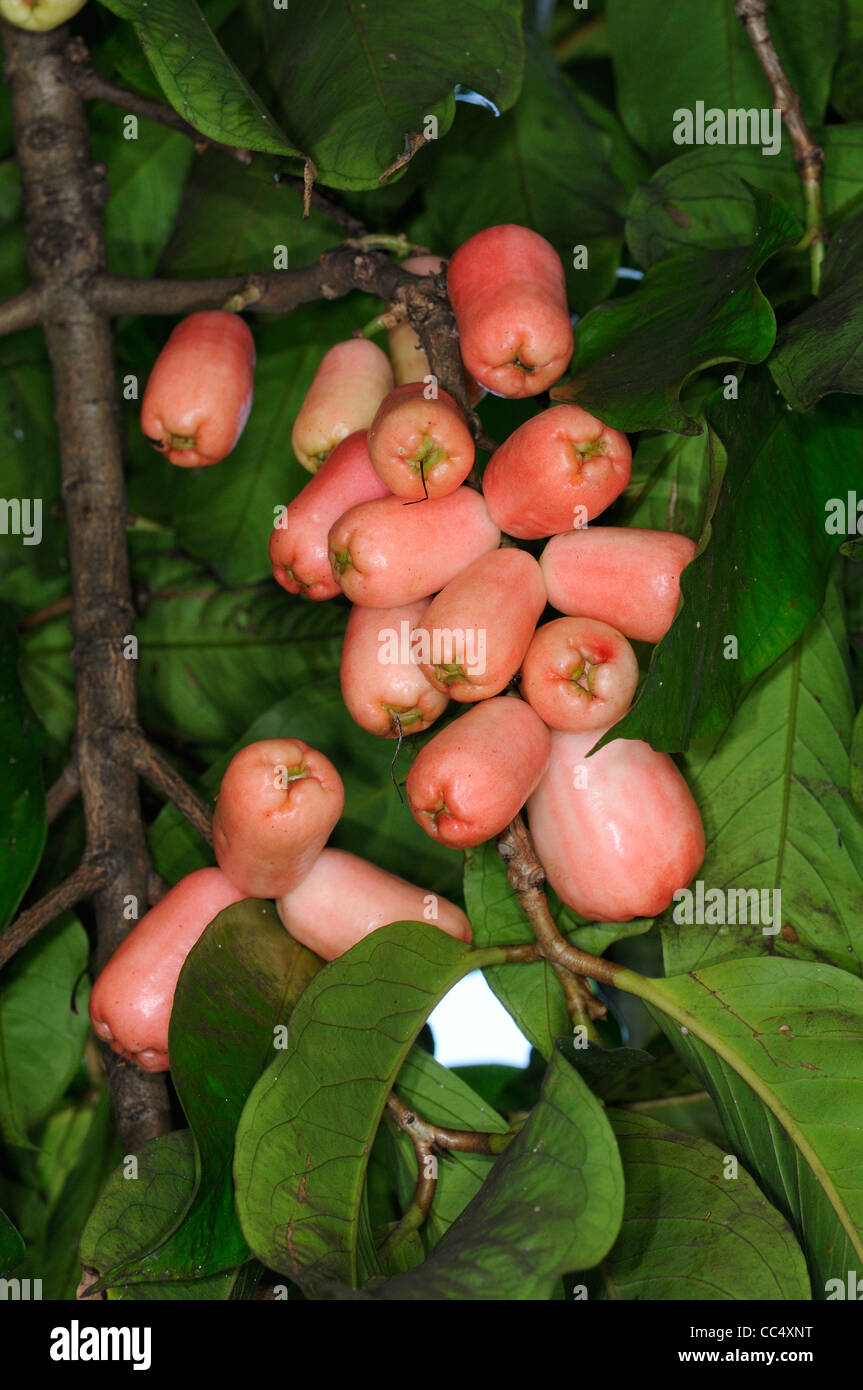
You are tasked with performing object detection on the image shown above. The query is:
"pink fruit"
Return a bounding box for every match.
[269,431,391,599]
[520,617,639,732]
[340,599,449,737]
[481,405,631,539]
[141,311,255,467]
[292,339,394,473]
[387,254,485,404]
[88,868,246,1073]
[329,487,500,608]
[540,527,696,643]
[276,848,471,959]
[212,739,344,898]
[406,697,551,849]
[527,728,705,921]
[367,382,475,501]
[414,548,546,701]
[447,225,573,398]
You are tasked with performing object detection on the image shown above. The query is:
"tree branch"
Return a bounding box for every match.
[497,814,615,1012]
[0,859,107,970]
[734,0,826,291]
[3,18,171,1152]
[0,283,43,336]
[128,734,214,846]
[45,756,80,823]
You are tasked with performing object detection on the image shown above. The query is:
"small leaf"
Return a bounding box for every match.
[0,602,45,931]
[0,1208,24,1277]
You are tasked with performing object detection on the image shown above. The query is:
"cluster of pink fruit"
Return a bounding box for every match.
[90,225,705,1074]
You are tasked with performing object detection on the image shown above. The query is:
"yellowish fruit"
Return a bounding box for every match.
[0,0,88,31]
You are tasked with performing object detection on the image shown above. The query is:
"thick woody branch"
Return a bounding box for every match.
[3,18,170,1151]
[0,858,107,971]
[127,734,214,846]
[734,0,825,290]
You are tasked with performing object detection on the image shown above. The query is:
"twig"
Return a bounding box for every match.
[45,757,80,823]
[0,859,107,970]
[378,1091,517,1259]
[734,0,825,292]
[128,734,214,846]
[63,42,253,163]
[0,283,43,336]
[496,814,614,1013]
[18,594,73,633]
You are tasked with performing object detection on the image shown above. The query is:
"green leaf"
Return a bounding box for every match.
[594,1110,811,1300]
[770,207,863,411]
[623,956,863,1290]
[257,0,525,190]
[852,701,863,813]
[90,109,195,279]
[617,418,711,538]
[665,584,863,977]
[0,1208,24,1277]
[234,923,501,1290]
[611,377,863,749]
[551,190,800,432]
[0,604,45,930]
[626,127,863,268]
[79,1129,248,1300]
[413,33,644,313]
[97,0,304,159]
[463,841,651,1058]
[357,1050,624,1300]
[101,900,322,1288]
[606,0,842,165]
[0,918,90,1149]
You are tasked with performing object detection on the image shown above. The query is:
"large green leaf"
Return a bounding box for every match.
[79,1130,249,1300]
[551,191,800,432]
[90,108,195,279]
[256,0,525,190]
[100,900,321,1288]
[413,33,644,313]
[592,1110,811,1300]
[356,1050,624,1301]
[770,207,863,411]
[463,842,651,1058]
[0,918,89,1149]
[606,0,841,164]
[234,924,505,1290]
[97,0,304,159]
[611,376,863,750]
[626,127,863,268]
[617,956,863,1291]
[665,585,863,977]
[0,604,45,931]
